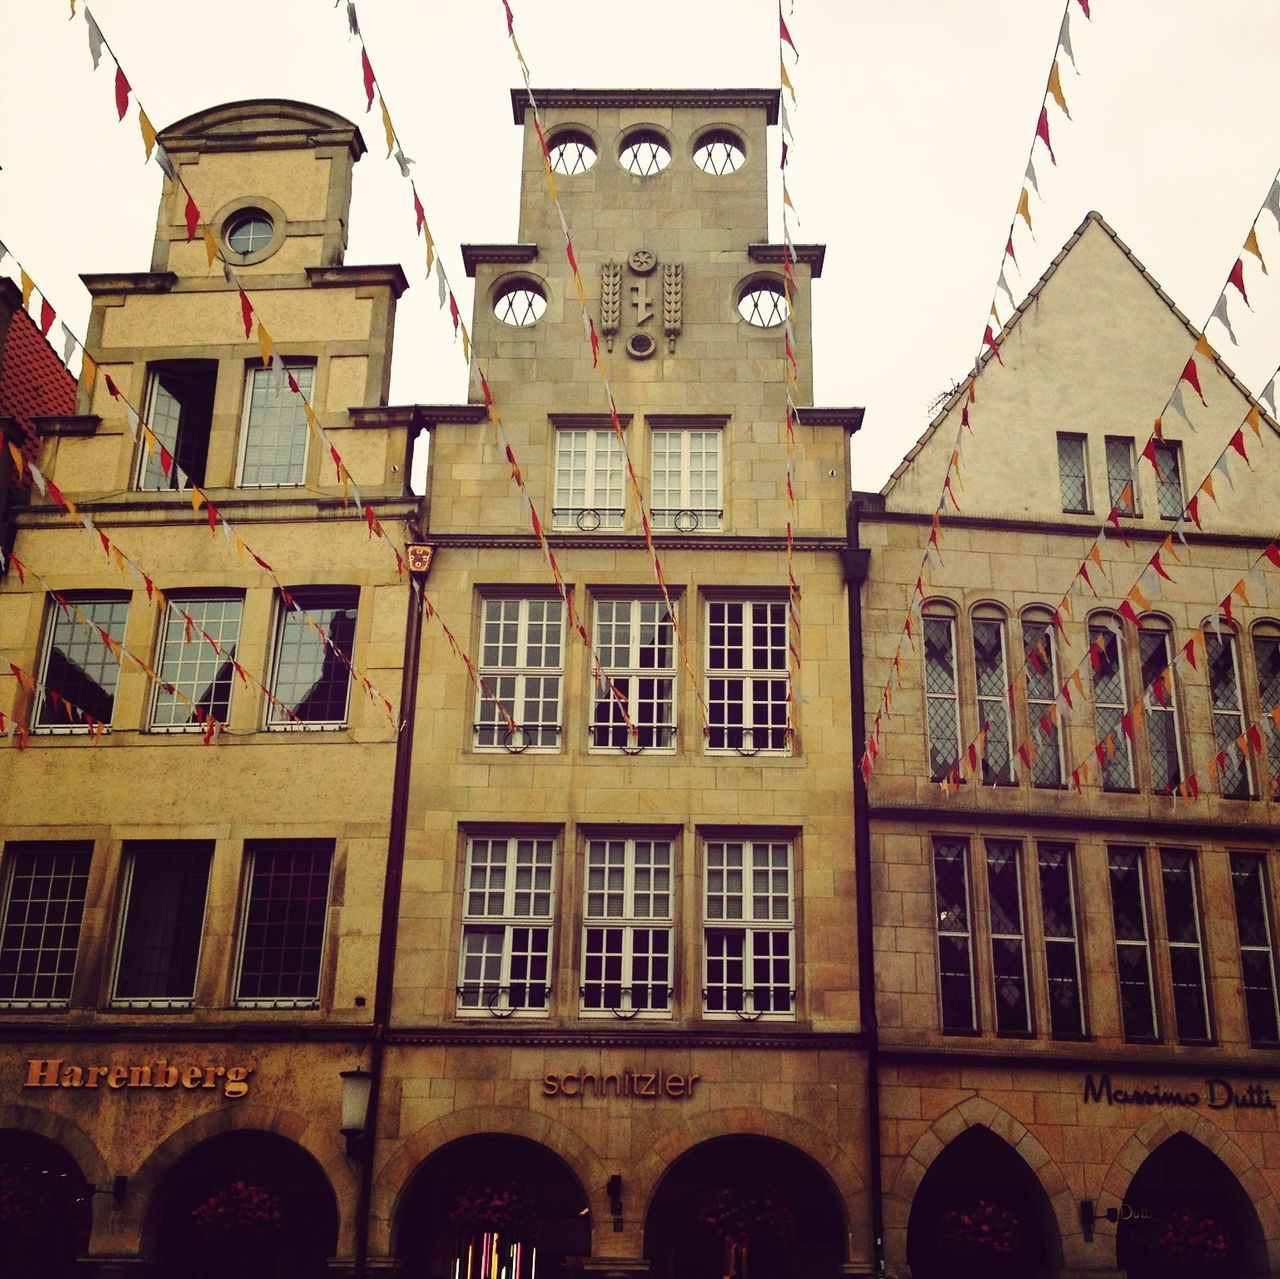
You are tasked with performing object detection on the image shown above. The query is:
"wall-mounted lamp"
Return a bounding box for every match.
[340,1068,373,1158]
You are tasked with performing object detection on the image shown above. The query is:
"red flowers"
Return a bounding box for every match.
[699,1186,796,1247]
[191,1181,283,1241]
[1135,1205,1230,1269]
[938,1199,1024,1259]
[448,1184,536,1240]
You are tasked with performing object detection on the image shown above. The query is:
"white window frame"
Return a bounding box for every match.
[1090,622,1135,790]
[1056,433,1090,514]
[1022,615,1065,787]
[1036,842,1086,1037]
[148,593,244,732]
[1160,848,1211,1043]
[985,840,1031,1034]
[34,593,131,735]
[580,835,674,1018]
[590,598,676,752]
[457,835,556,1017]
[474,596,564,752]
[650,428,722,532]
[265,587,358,731]
[1207,630,1254,799]
[1138,626,1185,794]
[1229,853,1280,1046]
[923,613,962,782]
[704,600,790,755]
[554,428,624,531]
[236,361,315,488]
[1108,847,1159,1040]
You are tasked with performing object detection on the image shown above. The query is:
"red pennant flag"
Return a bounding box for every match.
[361,48,376,111]
[1187,774,1200,799]
[1051,610,1066,637]
[1183,638,1198,669]
[1228,428,1249,462]
[114,65,131,120]
[363,503,381,536]
[252,552,274,573]
[1152,674,1169,707]
[239,290,253,340]
[45,479,64,508]
[967,742,979,772]
[1004,235,1017,265]
[329,444,343,482]
[38,298,55,337]
[412,185,425,234]
[1121,712,1135,741]
[184,192,200,242]
[588,320,601,367]
[1036,107,1057,165]
[1118,599,1140,627]
[1223,593,1235,625]
[479,373,493,410]
[143,575,155,601]
[779,140,789,171]
[1149,551,1174,582]
[1263,543,1280,569]
[98,529,111,558]
[159,445,174,477]
[565,242,580,278]
[502,0,515,35]
[1227,258,1250,306]
[779,9,800,57]
[287,373,300,395]
[961,403,971,431]
[448,292,460,333]
[1186,494,1202,530]
[1180,358,1207,405]
[1140,436,1159,468]
[105,373,121,399]
[1248,725,1264,754]
[981,326,1004,364]
[207,501,218,532]
[1071,768,1082,792]
[1076,0,1091,14]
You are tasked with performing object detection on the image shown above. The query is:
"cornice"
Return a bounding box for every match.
[511,88,780,126]
[548,412,635,428]
[0,1022,373,1045]
[420,532,848,553]
[747,243,826,278]
[80,273,178,297]
[794,407,864,433]
[34,415,100,437]
[461,244,539,278]
[387,1025,867,1050]
[305,264,409,299]
[878,1042,1280,1079]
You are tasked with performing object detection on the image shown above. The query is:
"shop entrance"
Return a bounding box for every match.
[395,1134,590,1279]
[906,1125,1061,1279]
[643,1135,845,1279]
[1116,1134,1266,1279]
[0,1129,92,1279]
[149,1130,338,1279]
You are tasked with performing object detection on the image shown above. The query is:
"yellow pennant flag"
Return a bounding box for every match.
[1047,61,1071,118]
[423,228,435,276]
[141,426,157,458]
[546,170,559,205]
[190,485,205,515]
[379,95,395,157]
[111,546,129,576]
[139,109,157,161]
[80,350,98,395]
[1245,404,1262,437]
[257,319,273,368]
[19,271,35,310]
[1201,474,1217,506]
[203,228,219,268]
[460,323,470,363]
[780,57,796,104]
[1016,188,1033,230]
[234,535,248,563]
[1088,543,1105,574]
[782,182,796,212]
[1244,227,1268,274]
[7,440,24,479]
[1071,667,1085,699]
[1130,583,1152,612]
[1194,334,1217,363]
[304,402,321,437]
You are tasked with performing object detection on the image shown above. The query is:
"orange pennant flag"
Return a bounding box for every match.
[1244,227,1268,274]
[1201,474,1218,506]
[1017,188,1033,230]
[203,228,219,268]
[7,440,24,479]
[257,319,273,368]
[1245,404,1262,438]
[1194,334,1218,363]
[19,271,35,310]
[1130,584,1152,612]
[80,350,98,395]
[780,58,796,104]
[379,95,395,157]
[190,485,205,515]
[1088,543,1105,574]
[1047,60,1071,118]
[139,109,157,161]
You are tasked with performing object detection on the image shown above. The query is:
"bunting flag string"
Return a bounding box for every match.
[0,651,108,750]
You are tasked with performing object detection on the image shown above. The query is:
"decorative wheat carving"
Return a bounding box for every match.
[600,261,621,351]
[663,262,683,351]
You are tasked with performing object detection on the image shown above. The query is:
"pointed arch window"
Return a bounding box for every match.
[923,606,961,782]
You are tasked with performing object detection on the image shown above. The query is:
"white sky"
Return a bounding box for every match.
[1,0,1277,493]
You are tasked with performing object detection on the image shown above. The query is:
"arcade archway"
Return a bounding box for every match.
[0,1129,92,1279]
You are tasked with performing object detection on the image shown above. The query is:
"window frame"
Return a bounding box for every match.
[589,598,677,752]
[148,592,245,733]
[1090,621,1136,791]
[1152,441,1185,520]
[553,427,625,531]
[1207,629,1254,799]
[264,586,359,732]
[650,427,723,532]
[1229,852,1280,1047]
[704,598,791,755]
[932,838,977,1033]
[923,610,962,783]
[135,360,218,491]
[1022,614,1065,788]
[972,611,1015,785]
[1056,433,1091,514]
[473,595,565,752]
[235,359,315,489]
[1036,842,1087,1038]
[1254,627,1280,799]
[1108,846,1160,1042]
[1159,848,1212,1043]
[1138,624,1184,794]
[985,840,1032,1035]
[1104,435,1141,516]
[34,592,131,734]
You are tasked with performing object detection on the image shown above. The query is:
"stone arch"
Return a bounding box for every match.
[0,1101,110,1189]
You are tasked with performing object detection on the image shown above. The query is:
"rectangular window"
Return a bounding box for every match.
[933,838,976,1032]
[474,597,564,750]
[703,839,793,1017]
[1139,630,1183,793]
[1091,625,1135,790]
[458,835,554,1015]
[137,361,217,490]
[238,362,314,486]
[554,428,624,530]
[1038,843,1086,1037]
[1160,849,1210,1042]
[986,841,1030,1033]
[1229,854,1280,1046]
[1207,632,1253,799]
[924,616,961,782]
[973,619,1013,784]
[581,836,672,1015]
[1108,847,1158,1040]
[1104,436,1140,515]
[266,587,358,729]
[0,842,92,1006]
[35,594,131,731]
[590,599,675,750]
[1153,442,1184,519]
[1056,434,1089,513]
[235,840,333,1007]
[112,842,211,1007]
[1256,634,1280,798]
[149,595,244,731]
[651,428,722,531]
[1023,620,1064,787]
[705,600,789,753]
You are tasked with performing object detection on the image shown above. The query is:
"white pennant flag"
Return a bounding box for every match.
[1168,383,1191,426]
[271,350,288,389]
[1262,375,1278,418]
[27,460,48,498]
[1215,452,1235,489]
[1024,157,1040,198]
[123,403,140,437]
[0,239,8,266]
[780,99,793,140]
[436,262,448,309]
[154,144,178,183]
[1210,294,1238,345]
[61,324,77,364]
[1058,11,1076,70]
[394,146,413,178]
[85,9,105,68]
[222,261,239,287]
[1264,179,1280,230]
[996,267,1016,308]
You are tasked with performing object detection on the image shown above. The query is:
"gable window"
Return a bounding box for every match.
[1022,616,1064,787]
[1255,630,1280,798]
[924,613,961,782]
[1038,843,1086,1036]
[554,428,624,530]
[1229,853,1280,1046]
[972,614,1013,784]
[266,587,358,730]
[1104,436,1140,515]
[35,594,130,731]
[0,842,92,1007]
[705,600,789,753]
[1108,847,1158,1040]
[137,361,217,490]
[238,362,314,487]
[1160,849,1210,1042]
[581,835,673,1016]
[149,595,243,731]
[933,838,976,1032]
[1207,631,1252,798]
[1138,625,1183,793]
[1090,623,1135,790]
[1056,434,1089,513]
[112,842,212,1007]
[651,428,722,531]
[986,841,1030,1033]
[703,839,793,1018]
[458,835,554,1015]
[474,597,564,751]
[591,599,675,750]
[1152,442,1185,519]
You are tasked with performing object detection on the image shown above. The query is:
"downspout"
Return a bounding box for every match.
[843,498,883,1278]
[353,542,429,1277]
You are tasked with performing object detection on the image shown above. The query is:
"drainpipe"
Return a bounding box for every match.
[353,542,430,1277]
[843,498,883,1278]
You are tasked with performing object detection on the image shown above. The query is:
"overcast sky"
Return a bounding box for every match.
[1,0,1277,493]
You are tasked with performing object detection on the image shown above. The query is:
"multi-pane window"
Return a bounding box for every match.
[149,595,243,730]
[933,839,976,1032]
[238,362,314,486]
[554,429,624,530]
[1056,434,1089,513]
[924,616,961,782]
[986,842,1030,1033]
[973,617,1013,784]
[35,594,130,731]
[1108,847,1158,1040]
[474,597,564,750]
[591,599,675,750]
[703,840,793,1017]
[581,836,672,1015]
[112,842,211,1006]
[1207,632,1252,798]
[1090,624,1135,790]
[1160,849,1210,1042]
[0,842,92,1006]
[1104,436,1140,515]
[235,840,333,1007]
[137,362,216,490]
[1038,843,1086,1036]
[1229,854,1280,1046]
[1256,633,1280,798]
[705,600,789,753]
[1022,618,1064,787]
[1139,628,1182,793]
[651,429,722,531]
[458,836,554,1015]
[266,588,358,729]
[1152,442,1185,519]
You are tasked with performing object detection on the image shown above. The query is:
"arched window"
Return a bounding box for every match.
[1206,622,1253,798]
[971,605,1013,785]
[1252,621,1280,798]
[1088,615,1134,790]
[1020,608,1064,788]
[1138,616,1184,794]
[922,603,961,782]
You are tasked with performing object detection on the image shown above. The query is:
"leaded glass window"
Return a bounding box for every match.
[1207,632,1252,798]
[1038,843,1085,1036]
[924,616,961,782]
[705,600,789,753]
[973,618,1013,784]
[933,839,975,1032]
[1153,442,1185,519]
[1105,436,1140,515]
[591,599,675,749]
[1161,849,1210,1042]
[1023,618,1063,787]
[1057,434,1089,513]
[149,595,243,731]
[35,594,130,730]
[1108,847,1158,1040]
[1256,633,1280,798]
[474,597,563,750]
[1091,624,1135,790]
[554,428,624,530]
[986,841,1029,1033]
[1139,629,1182,793]
[267,588,358,729]
[0,842,91,1006]
[239,363,313,486]
[1230,854,1280,1046]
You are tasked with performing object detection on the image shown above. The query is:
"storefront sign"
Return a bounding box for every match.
[542,1068,700,1099]
[1083,1072,1275,1112]
[23,1058,254,1099]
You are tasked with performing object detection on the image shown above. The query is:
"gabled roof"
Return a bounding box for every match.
[157,99,366,160]
[0,279,77,465]
[881,210,1277,496]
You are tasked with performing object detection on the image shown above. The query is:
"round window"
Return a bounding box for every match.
[493,279,548,327]
[738,280,789,328]
[224,210,275,257]
[619,130,672,177]
[694,130,746,175]
[548,130,597,175]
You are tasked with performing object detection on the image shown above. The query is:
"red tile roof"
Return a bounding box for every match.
[1,294,78,464]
